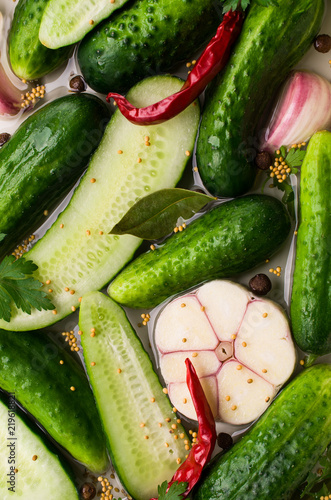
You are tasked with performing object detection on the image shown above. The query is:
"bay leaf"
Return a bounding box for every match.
[110,188,214,240]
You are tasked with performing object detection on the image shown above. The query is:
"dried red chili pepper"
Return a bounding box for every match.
[106,10,244,126]
[150,358,216,499]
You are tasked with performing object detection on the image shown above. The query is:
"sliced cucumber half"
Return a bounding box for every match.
[79,291,190,500]
[39,0,130,49]
[0,396,78,500]
[0,76,199,332]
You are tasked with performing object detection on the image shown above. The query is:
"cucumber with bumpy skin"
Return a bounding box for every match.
[0,93,109,259]
[9,0,72,80]
[79,291,189,500]
[197,0,324,197]
[108,195,291,309]
[0,76,199,332]
[192,364,331,500]
[291,131,331,355]
[77,0,221,94]
[39,0,131,49]
[0,394,79,500]
[0,330,109,473]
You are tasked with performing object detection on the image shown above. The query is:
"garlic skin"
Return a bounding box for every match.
[261,71,331,153]
[155,280,296,425]
[0,12,21,116]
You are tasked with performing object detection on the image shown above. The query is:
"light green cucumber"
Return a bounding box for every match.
[39,0,130,49]
[9,0,72,80]
[291,131,331,355]
[79,291,190,500]
[0,394,79,500]
[0,75,199,332]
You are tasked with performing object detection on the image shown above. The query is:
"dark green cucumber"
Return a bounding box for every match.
[0,94,109,259]
[79,291,190,500]
[291,131,331,355]
[0,330,109,473]
[108,194,291,308]
[0,393,79,499]
[192,364,331,500]
[197,0,324,197]
[9,0,72,80]
[0,76,199,332]
[78,0,221,94]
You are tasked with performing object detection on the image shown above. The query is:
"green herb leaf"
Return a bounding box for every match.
[285,147,306,169]
[157,481,188,500]
[0,233,6,243]
[0,255,55,322]
[222,0,277,13]
[300,447,331,499]
[110,188,214,240]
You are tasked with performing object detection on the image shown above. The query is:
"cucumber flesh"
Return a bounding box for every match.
[39,0,130,48]
[79,291,190,500]
[0,397,78,500]
[0,76,199,332]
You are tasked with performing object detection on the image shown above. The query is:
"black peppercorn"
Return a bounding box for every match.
[69,75,87,93]
[249,274,272,296]
[0,133,11,147]
[80,482,96,500]
[314,34,331,53]
[217,432,233,450]
[255,151,271,171]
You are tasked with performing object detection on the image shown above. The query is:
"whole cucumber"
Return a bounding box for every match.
[0,329,109,473]
[108,195,291,308]
[197,0,324,197]
[0,93,109,259]
[192,364,331,500]
[78,0,221,94]
[9,0,72,80]
[291,131,331,355]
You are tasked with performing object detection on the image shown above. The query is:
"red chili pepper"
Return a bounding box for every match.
[150,358,217,499]
[106,10,243,125]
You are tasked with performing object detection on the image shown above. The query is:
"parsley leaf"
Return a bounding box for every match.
[299,447,331,499]
[222,0,277,13]
[285,147,306,169]
[0,234,6,243]
[0,255,55,322]
[157,481,188,500]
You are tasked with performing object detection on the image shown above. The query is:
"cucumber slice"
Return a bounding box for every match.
[0,396,78,500]
[0,76,199,332]
[79,291,190,500]
[39,0,130,49]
